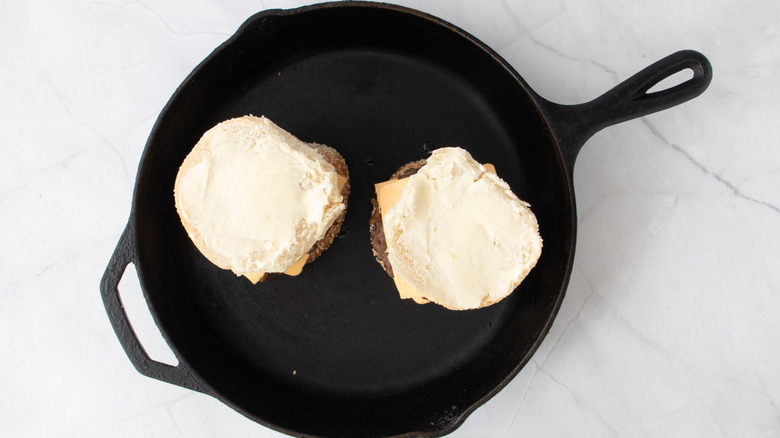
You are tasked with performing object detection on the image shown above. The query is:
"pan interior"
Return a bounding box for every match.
[133,5,573,437]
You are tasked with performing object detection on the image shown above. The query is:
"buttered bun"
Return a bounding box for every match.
[371,147,541,310]
[174,115,349,281]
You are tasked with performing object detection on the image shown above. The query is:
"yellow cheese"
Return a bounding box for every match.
[243,253,309,284]
[376,162,496,303]
[283,253,309,276]
[393,273,430,304]
[244,272,265,284]
[376,178,429,303]
[375,178,409,215]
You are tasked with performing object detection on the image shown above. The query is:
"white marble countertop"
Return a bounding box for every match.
[2,0,778,436]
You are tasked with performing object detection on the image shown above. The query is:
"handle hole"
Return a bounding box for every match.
[646,68,695,94]
[118,263,179,366]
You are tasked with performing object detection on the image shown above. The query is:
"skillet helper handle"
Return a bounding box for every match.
[542,49,713,171]
[100,222,206,394]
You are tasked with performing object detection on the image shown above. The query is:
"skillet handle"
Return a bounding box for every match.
[100,221,206,394]
[540,49,712,172]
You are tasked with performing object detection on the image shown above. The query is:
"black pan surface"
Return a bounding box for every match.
[101,3,711,437]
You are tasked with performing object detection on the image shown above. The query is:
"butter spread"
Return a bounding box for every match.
[174,116,344,275]
[382,147,541,310]
[243,174,347,282]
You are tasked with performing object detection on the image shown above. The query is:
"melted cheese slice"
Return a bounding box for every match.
[375,163,496,303]
[244,272,265,284]
[243,173,347,284]
[243,253,309,284]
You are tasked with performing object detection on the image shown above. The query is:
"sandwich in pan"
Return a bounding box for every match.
[174,115,349,283]
[370,147,542,310]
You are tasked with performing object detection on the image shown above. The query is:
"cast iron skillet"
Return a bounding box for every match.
[101,2,712,437]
